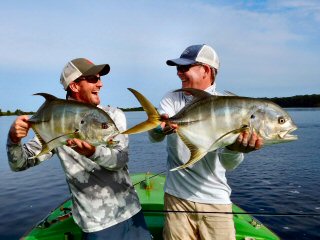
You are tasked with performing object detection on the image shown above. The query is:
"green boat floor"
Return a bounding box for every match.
[21,173,280,240]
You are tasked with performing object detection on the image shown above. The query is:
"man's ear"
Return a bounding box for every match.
[203,64,211,75]
[201,64,212,80]
[69,81,79,92]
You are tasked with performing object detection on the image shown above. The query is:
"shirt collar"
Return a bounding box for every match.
[204,83,217,94]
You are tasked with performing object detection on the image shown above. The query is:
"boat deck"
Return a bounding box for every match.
[21,173,280,240]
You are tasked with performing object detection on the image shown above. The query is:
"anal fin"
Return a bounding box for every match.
[170,131,208,171]
[170,147,207,171]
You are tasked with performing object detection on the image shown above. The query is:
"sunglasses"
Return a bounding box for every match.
[176,64,202,73]
[75,75,101,83]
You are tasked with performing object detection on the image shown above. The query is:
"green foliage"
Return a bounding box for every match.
[0,109,35,116]
[120,107,145,112]
[261,94,320,108]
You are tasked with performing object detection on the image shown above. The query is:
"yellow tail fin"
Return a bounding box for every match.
[122,88,161,134]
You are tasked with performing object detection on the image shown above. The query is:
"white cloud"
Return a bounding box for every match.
[0,0,319,111]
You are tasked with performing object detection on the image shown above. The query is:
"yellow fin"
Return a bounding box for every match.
[32,128,46,147]
[210,125,250,149]
[122,88,161,134]
[170,131,208,171]
[170,147,207,171]
[28,144,50,160]
[29,131,78,160]
[122,120,161,135]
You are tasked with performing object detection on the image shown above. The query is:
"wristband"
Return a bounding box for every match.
[154,125,163,134]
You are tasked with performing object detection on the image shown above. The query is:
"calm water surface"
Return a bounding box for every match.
[0,109,319,240]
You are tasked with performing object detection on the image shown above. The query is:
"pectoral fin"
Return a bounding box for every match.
[209,125,250,150]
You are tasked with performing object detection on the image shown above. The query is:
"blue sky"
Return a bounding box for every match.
[0,0,319,111]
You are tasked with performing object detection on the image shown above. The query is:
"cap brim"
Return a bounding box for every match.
[166,58,196,66]
[83,64,110,77]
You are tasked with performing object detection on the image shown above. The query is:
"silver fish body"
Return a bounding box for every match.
[168,89,297,170]
[29,93,119,158]
[122,88,298,171]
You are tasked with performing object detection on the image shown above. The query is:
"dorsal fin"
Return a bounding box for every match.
[223,90,238,96]
[33,93,58,101]
[174,88,212,100]
[28,93,59,123]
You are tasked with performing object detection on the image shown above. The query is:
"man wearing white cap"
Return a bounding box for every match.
[149,44,263,240]
[7,58,151,240]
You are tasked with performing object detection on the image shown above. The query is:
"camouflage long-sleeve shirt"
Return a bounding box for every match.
[6,106,141,232]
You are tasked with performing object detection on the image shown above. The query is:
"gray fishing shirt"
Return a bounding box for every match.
[150,84,244,204]
[6,106,141,232]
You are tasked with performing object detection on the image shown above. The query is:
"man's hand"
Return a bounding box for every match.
[9,115,31,143]
[160,114,177,135]
[66,138,96,157]
[226,130,263,153]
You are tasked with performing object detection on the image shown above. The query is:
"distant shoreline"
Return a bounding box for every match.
[1,94,319,116]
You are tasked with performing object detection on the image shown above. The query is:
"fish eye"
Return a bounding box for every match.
[102,122,109,129]
[278,117,286,124]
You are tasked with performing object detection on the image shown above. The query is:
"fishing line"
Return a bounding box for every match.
[134,172,320,217]
[133,170,166,186]
[142,209,320,217]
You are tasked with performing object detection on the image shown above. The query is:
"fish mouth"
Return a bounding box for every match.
[278,126,298,141]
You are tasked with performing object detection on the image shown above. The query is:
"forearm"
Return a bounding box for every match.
[218,148,244,170]
[6,135,51,171]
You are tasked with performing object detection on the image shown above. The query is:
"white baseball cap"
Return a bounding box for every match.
[166,44,220,71]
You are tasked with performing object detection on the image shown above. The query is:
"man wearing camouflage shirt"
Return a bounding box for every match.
[7,58,151,240]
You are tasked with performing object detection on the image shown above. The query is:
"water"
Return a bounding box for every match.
[0,109,319,240]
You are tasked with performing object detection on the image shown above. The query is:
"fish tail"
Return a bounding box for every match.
[122,88,161,135]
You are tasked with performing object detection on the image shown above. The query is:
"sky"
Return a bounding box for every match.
[0,0,319,111]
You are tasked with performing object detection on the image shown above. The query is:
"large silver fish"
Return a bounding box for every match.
[122,88,298,171]
[28,93,119,159]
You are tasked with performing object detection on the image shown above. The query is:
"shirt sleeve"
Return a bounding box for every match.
[6,134,53,171]
[158,92,177,117]
[89,108,129,170]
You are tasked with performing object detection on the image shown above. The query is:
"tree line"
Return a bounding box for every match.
[1,94,319,116]
[262,94,320,108]
[0,109,35,116]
